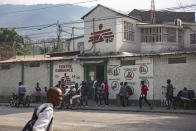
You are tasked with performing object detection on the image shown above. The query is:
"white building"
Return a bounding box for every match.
[0,4,196,105]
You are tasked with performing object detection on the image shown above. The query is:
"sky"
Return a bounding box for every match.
[0,0,196,12]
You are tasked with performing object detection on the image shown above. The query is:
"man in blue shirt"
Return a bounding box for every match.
[18,82,26,107]
[119,82,126,107]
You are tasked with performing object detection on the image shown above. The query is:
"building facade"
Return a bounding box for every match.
[0,4,196,104]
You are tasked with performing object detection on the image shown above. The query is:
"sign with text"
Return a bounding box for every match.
[53,63,83,87]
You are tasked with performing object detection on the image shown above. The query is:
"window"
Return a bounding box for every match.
[168,57,186,64]
[77,42,84,51]
[141,27,162,42]
[121,60,135,66]
[1,64,10,70]
[190,34,196,44]
[167,28,176,42]
[124,21,134,41]
[29,62,40,67]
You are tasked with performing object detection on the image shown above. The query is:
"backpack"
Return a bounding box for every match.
[23,106,52,131]
[126,86,134,96]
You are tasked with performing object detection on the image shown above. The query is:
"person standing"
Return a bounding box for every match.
[93,80,97,100]
[118,82,126,107]
[124,82,129,106]
[81,81,89,107]
[32,87,63,131]
[166,79,174,109]
[35,82,41,103]
[18,82,26,107]
[139,81,152,109]
[104,81,109,106]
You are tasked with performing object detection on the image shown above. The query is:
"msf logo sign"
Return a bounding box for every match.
[88,24,114,44]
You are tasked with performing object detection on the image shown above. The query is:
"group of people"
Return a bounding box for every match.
[55,80,88,107]
[56,80,110,108]
[118,82,133,107]
[118,81,152,109]
[93,80,109,106]
[34,82,48,103]
[23,78,192,130]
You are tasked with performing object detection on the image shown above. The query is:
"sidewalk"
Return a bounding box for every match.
[1,101,196,115]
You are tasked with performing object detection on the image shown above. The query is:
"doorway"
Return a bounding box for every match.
[96,66,104,82]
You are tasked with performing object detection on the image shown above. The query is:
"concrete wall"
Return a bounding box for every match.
[153,54,196,100]
[69,37,84,52]
[116,16,140,53]
[0,63,21,96]
[107,57,153,100]
[184,25,196,50]
[140,42,179,53]
[83,6,117,54]
[23,62,50,95]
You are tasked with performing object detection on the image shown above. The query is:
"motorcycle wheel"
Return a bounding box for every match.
[9,99,14,107]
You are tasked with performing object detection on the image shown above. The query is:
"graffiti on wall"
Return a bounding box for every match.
[124,68,137,80]
[139,64,148,74]
[111,81,119,91]
[108,62,153,99]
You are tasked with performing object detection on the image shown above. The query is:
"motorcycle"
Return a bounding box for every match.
[60,85,81,109]
[9,93,31,107]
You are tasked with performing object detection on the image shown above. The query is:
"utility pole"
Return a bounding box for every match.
[72,27,75,51]
[150,0,156,24]
[93,18,96,53]
[57,20,62,52]
[44,40,46,57]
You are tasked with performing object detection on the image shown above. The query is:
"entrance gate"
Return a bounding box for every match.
[84,63,107,99]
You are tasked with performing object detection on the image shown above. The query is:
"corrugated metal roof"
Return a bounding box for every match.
[1,51,196,64]
[81,4,141,21]
[0,56,72,64]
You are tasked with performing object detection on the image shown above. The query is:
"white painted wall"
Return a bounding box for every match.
[83,6,117,54]
[153,54,196,100]
[107,57,153,100]
[116,16,140,53]
[24,62,50,95]
[184,25,196,50]
[68,37,84,52]
[0,63,21,96]
[53,60,84,86]
[140,42,179,53]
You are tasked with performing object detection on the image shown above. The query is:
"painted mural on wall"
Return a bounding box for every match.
[53,62,83,87]
[108,58,153,99]
[88,24,114,44]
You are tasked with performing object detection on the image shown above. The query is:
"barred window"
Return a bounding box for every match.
[190,34,196,44]
[168,57,186,64]
[124,21,134,41]
[141,27,162,42]
[1,64,10,70]
[29,62,40,67]
[121,60,135,66]
[77,42,84,51]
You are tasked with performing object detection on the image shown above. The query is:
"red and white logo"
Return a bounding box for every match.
[88,24,114,44]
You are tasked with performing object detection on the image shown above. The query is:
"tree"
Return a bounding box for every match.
[0,28,31,55]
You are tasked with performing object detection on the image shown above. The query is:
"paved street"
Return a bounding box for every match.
[0,106,196,131]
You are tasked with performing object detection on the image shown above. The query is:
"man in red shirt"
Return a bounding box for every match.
[139,81,152,109]
[104,81,109,106]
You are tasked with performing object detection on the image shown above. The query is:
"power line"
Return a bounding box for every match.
[21,31,56,37]
[159,4,196,11]
[0,0,99,15]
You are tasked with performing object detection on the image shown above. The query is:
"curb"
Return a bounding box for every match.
[77,107,196,115]
[1,103,196,115]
